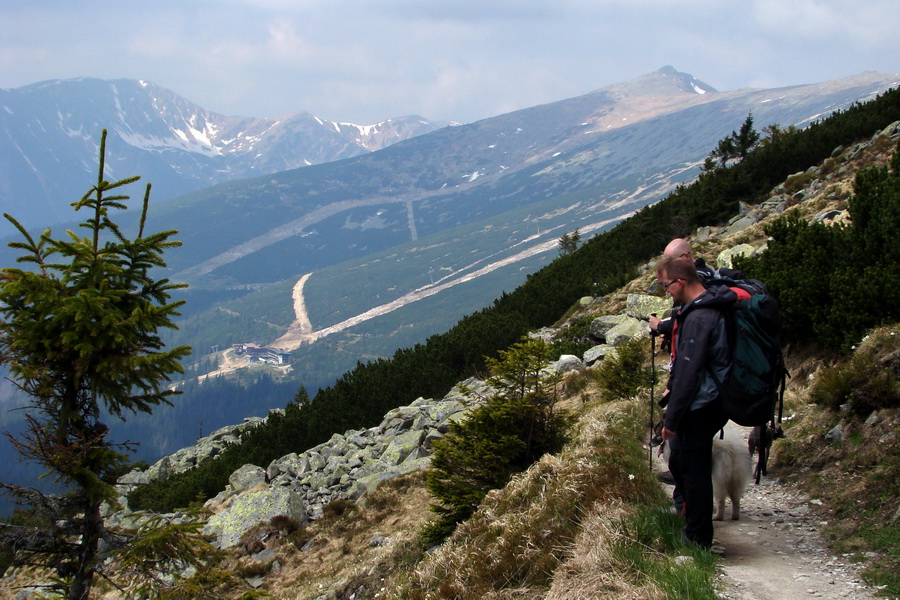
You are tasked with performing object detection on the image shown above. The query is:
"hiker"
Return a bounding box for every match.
[649,238,740,509]
[656,255,736,549]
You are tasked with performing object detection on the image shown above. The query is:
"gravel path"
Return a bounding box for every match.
[712,475,878,599]
[653,443,880,599]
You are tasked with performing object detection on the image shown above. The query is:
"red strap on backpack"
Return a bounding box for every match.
[730,286,752,300]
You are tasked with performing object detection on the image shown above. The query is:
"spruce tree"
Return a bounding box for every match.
[423,338,570,544]
[0,130,191,599]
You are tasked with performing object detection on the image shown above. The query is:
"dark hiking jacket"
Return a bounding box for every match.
[662,285,737,433]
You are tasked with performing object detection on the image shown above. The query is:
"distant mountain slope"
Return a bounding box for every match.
[0,77,444,235]
[150,69,899,303]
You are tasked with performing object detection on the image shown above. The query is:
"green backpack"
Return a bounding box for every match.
[712,288,788,483]
[710,286,787,428]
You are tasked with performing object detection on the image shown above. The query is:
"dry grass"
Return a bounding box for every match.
[234,472,434,600]
[543,504,665,600]
[384,397,666,600]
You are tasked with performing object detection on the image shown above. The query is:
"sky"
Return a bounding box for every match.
[2,0,899,125]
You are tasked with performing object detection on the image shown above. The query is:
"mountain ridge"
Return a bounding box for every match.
[0,77,445,235]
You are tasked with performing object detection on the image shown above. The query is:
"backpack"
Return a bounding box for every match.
[709,281,788,481]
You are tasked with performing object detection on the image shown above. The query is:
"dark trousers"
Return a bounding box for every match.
[668,401,727,548]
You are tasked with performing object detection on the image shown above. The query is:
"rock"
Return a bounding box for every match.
[693,226,713,242]
[624,293,672,320]
[251,548,277,563]
[864,411,881,426]
[719,215,758,238]
[589,314,629,340]
[528,327,556,343]
[204,487,307,548]
[717,244,756,269]
[583,344,616,366]
[825,424,844,446]
[551,354,584,374]
[230,464,267,493]
[379,430,425,466]
[812,209,843,222]
[605,318,647,346]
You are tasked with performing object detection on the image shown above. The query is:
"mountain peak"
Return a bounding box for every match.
[609,66,718,97]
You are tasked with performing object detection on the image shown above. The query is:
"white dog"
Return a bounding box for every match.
[710,431,753,520]
[662,426,752,520]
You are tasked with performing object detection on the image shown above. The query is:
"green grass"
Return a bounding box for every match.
[611,506,720,600]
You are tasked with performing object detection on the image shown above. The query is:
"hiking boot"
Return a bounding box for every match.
[656,470,676,485]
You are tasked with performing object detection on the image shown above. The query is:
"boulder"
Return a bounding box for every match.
[204,487,307,548]
[605,318,647,346]
[589,314,628,340]
[583,344,616,366]
[229,464,267,493]
[719,215,759,238]
[717,244,755,269]
[624,294,672,320]
[380,429,425,466]
[551,354,584,374]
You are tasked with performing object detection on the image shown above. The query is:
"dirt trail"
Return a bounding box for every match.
[712,477,876,599]
[652,435,878,599]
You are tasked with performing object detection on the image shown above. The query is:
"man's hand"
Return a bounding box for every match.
[661,426,676,441]
[649,314,662,331]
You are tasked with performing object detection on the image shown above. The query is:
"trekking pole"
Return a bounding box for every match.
[649,314,657,471]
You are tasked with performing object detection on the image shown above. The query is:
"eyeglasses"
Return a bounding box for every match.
[660,279,682,290]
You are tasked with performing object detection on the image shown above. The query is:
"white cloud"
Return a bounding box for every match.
[0,0,897,124]
[751,0,900,42]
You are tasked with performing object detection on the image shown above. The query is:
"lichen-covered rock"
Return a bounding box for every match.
[717,244,756,269]
[380,429,425,466]
[583,344,616,366]
[204,487,307,548]
[605,318,648,346]
[229,464,267,493]
[625,294,672,320]
[589,314,628,340]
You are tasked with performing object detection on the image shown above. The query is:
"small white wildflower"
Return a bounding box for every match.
[628,473,635,480]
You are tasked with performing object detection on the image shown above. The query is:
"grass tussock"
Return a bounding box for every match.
[546,505,718,600]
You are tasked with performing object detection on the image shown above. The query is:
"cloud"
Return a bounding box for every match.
[1,0,897,125]
[751,0,900,42]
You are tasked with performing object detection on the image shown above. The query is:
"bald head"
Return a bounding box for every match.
[664,238,693,260]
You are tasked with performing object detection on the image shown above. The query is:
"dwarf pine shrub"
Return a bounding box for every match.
[594,337,652,401]
[423,338,571,545]
[737,140,900,352]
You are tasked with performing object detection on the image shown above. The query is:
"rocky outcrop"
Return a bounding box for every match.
[205,486,308,549]
[193,378,494,547]
[113,416,269,512]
